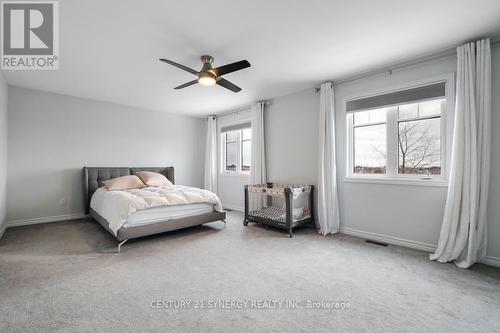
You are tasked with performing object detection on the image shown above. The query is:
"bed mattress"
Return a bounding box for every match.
[90,186,222,235]
[123,203,214,227]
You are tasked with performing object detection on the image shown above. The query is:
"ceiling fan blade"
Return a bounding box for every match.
[216,78,241,93]
[174,80,198,89]
[213,60,250,76]
[159,58,199,76]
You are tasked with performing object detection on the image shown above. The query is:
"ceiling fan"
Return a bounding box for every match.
[159,55,250,93]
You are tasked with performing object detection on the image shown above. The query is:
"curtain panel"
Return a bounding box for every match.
[204,116,218,193]
[430,38,491,268]
[317,82,340,235]
[250,102,267,185]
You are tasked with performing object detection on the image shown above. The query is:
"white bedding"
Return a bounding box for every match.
[90,185,223,235]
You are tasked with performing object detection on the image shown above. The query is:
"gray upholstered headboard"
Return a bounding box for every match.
[83,166,175,214]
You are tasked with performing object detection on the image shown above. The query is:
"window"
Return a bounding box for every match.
[347,80,450,182]
[353,109,388,174]
[241,128,251,172]
[222,125,252,173]
[397,100,442,175]
[224,130,239,171]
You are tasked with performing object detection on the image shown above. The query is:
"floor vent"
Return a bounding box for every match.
[365,240,388,247]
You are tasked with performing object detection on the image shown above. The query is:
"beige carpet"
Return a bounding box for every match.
[1,211,499,332]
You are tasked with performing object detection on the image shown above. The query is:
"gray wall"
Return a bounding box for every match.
[266,88,319,186]
[7,87,206,222]
[264,47,500,262]
[334,55,455,251]
[217,89,320,211]
[0,73,7,234]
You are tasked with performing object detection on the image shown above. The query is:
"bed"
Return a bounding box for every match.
[83,166,226,252]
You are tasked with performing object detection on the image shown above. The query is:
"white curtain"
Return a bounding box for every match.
[204,116,218,193]
[430,38,491,268]
[317,82,340,235]
[250,102,266,185]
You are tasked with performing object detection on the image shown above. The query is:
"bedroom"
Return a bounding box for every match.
[0,0,500,332]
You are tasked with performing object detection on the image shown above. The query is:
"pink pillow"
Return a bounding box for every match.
[135,171,173,187]
[103,175,145,191]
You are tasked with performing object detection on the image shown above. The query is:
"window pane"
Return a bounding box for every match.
[354,124,386,174]
[398,103,418,120]
[242,128,252,140]
[241,140,251,172]
[225,130,239,142]
[353,111,369,125]
[225,142,238,171]
[418,99,443,117]
[368,108,388,123]
[354,108,387,125]
[398,99,444,120]
[398,118,441,175]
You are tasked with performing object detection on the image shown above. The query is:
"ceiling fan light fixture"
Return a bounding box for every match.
[198,75,216,86]
[160,55,250,92]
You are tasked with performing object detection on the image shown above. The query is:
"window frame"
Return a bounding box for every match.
[344,74,455,187]
[223,131,239,172]
[240,129,252,172]
[221,127,252,175]
[352,109,389,175]
[396,101,444,177]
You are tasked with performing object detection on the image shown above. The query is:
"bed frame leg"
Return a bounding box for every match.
[117,239,128,253]
[221,219,227,228]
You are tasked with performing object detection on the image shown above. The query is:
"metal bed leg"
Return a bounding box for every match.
[221,219,227,228]
[117,239,128,253]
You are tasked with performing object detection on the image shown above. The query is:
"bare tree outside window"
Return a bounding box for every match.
[351,99,444,177]
[397,99,442,175]
[398,118,440,175]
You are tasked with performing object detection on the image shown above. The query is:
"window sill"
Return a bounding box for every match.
[343,176,448,187]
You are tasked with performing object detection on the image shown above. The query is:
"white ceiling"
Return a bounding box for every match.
[3,0,500,116]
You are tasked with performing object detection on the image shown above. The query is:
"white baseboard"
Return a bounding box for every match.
[7,212,88,228]
[481,256,500,268]
[340,227,500,268]
[340,227,437,252]
[222,204,244,212]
